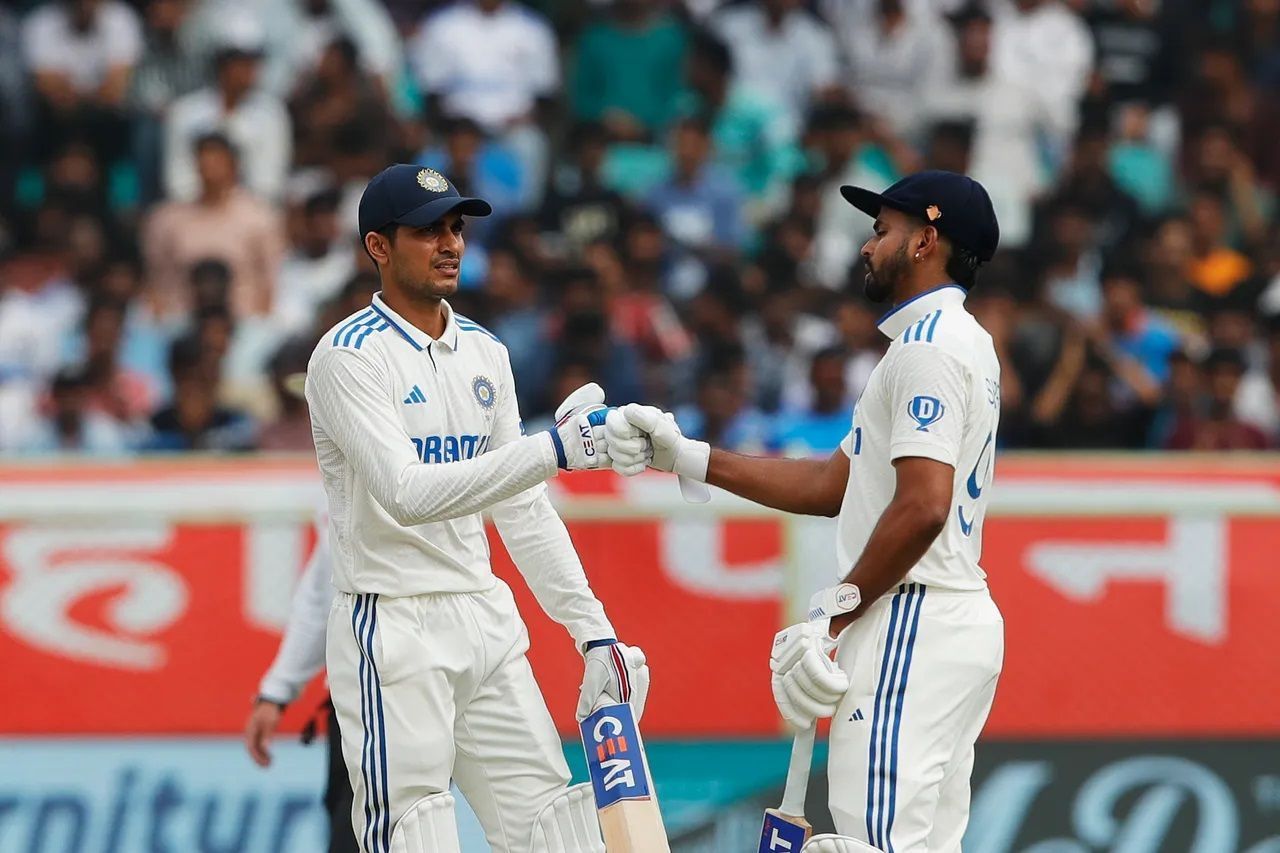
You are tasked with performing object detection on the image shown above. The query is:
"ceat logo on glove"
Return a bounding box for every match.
[581,703,651,807]
[835,584,860,611]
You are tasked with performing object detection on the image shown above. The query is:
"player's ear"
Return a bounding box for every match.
[364,231,390,266]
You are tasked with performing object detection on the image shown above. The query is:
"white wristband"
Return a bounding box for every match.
[672,438,710,482]
[807,583,862,641]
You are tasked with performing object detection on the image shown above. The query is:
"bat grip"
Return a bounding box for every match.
[780,724,816,817]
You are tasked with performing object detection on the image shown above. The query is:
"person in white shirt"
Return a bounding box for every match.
[22,0,143,163]
[989,0,1094,174]
[163,14,292,201]
[305,164,646,853]
[609,171,1005,852]
[710,0,841,139]
[409,0,559,205]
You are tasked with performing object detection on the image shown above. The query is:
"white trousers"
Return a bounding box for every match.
[327,580,571,853]
[828,583,1003,853]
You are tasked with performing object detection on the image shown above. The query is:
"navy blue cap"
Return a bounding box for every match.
[841,170,999,262]
[358,165,491,238]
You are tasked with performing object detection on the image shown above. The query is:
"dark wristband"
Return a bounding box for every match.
[583,638,618,651]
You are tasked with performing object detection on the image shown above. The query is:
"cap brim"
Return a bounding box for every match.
[395,196,492,228]
[839,185,885,218]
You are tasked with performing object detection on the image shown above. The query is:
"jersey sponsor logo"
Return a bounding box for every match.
[471,376,496,410]
[402,385,427,406]
[908,395,945,431]
[581,703,651,808]
[409,434,489,463]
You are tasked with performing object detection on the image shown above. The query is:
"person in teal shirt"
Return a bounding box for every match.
[570,0,688,140]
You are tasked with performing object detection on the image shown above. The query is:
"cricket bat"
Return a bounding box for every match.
[580,702,670,852]
[758,724,817,852]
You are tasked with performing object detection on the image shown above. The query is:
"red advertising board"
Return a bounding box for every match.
[1,456,1277,738]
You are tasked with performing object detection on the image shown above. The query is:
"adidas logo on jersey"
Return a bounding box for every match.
[403,385,427,405]
[849,708,865,722]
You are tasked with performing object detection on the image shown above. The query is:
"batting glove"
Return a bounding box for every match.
[549,383,612,470]
[604,408,652,476]
[577,639,650,722]
[615,404,710,482]
[770,622,849,730]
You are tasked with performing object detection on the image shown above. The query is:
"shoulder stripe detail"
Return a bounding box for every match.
[353,321,390,349]
[333,309,376,347]
[903,310,942,345]
[455,315,502,344]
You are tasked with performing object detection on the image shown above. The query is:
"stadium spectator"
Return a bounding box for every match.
[163,15,292,201]
[678,28,801,211]
[925,4,1059,248]
[130,0,207,204]
[833,0,953,141]
[770,345,853,455]
[14,367,133,456]
[78,298,157,428]
[646,116,747,265]
[143,133,286,321]
[990,0,1094,172]
[1186,189,1255,300]
[1038,199,1105,320]
[1164,347,1269,450]
[1235,318,1280,442]
[21,0,143,166]
[1084,0,1178,110]
[275,185,356,337]
[409,0,559,201]
[709,0,840,134]
[1107,102,1176,216]
[256,338,314,452]
[674,351,772,451]
[289,36,394,170]
[1098,262,1180,387]
[486,245,551,413]
[539,122,630,257]
[570,0,688,141]
[744,286,837,414]
[1028,335,1150,450]
[146,333,256,452]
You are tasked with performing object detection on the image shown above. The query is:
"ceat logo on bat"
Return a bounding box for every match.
[580,703,651,808]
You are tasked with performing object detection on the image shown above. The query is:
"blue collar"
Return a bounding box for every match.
[370,293,460,352]
[876,284,967,340]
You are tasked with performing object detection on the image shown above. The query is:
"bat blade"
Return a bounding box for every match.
[759,808,812,852]
[580,702,670,852]
[758,725,817,853]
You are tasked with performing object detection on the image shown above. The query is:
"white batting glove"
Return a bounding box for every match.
[617,404,710,482]
[770,622,849,730]
[577,640,650,721]
[549,383,612,470]
[605,409,652,476]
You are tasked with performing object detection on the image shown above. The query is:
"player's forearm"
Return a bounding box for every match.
[493,493,615,647]
[830,497,947,634]
[705,449,843,517]
[383,433,559,525]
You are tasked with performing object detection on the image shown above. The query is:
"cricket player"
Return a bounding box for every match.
[609,171,1004,852]
[306,164,648,853]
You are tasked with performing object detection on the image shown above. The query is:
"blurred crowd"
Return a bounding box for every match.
[1,0,1279,457]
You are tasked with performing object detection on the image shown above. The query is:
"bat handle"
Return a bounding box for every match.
[780,724,816,817]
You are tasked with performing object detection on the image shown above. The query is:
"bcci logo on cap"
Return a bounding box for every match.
[581,703,651,809]
[908,395,945,432]
[417,168,449,192]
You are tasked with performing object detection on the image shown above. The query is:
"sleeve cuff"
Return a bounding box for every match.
[889,442,958,468]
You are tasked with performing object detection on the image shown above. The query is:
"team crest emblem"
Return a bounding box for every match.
[417,168,449,192]
[472,376,496,410]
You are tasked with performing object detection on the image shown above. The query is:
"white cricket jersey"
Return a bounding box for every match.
[306,293,613,645]
[836,284,1000,591]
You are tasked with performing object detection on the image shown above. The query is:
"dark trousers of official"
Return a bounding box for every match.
[326,701,360,853]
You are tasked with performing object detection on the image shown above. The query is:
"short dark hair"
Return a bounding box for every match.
[690,28,733,76]
[194,131,237,160]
